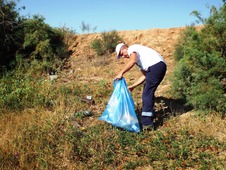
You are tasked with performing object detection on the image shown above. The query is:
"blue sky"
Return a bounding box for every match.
[17,0,223,34]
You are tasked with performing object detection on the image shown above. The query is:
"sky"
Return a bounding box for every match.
[17,0,224,34]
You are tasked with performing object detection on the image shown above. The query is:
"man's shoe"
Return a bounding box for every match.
[141,116,154,131]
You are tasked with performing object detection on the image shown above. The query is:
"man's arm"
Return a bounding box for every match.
[128,70,146,91]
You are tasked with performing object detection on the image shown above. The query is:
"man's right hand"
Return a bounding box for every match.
[128,85,135,92]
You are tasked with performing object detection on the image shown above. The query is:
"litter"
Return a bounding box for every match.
[81,95,95,105]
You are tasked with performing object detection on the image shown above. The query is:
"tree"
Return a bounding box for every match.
[0,0,70,74]
[18,15,70,73]
[191,1,226,58]
[171,1,226,113]
[80,21,97,33]
[0,0,24,69]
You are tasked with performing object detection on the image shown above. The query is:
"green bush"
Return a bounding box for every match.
[0,71,52,110]
[174,26,200,61]
[171,2,226,113]
[18,15,70,73]
[91,30,123,56]
[21,15,68,59]
[0,0,70,74]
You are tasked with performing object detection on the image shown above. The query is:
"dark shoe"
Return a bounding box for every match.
[141,116,154,131]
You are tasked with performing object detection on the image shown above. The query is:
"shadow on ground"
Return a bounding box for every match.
[135,96,193,131]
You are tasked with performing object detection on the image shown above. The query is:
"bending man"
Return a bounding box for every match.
[114,43,167,128]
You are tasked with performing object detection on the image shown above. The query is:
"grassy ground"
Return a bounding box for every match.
[0,109,225,169]
[0,54,225,170]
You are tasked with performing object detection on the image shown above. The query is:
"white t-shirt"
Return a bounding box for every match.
[128,44,165,71]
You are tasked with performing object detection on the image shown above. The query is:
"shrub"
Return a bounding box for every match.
[171,2,226,113]
[91,30,123,56]
[0,67,57,110]
[0,0,70,74]
[18,15,70,73]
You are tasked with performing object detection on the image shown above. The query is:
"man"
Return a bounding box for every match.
[114,43,167,128]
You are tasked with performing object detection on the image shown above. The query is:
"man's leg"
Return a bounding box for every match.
[141,61,166,127]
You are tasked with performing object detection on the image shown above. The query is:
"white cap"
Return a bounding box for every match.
[115,43,125,59]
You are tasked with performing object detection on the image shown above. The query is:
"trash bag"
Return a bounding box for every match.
[99,78,140,132]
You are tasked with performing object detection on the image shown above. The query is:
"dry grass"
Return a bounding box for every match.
[0,26,225,169]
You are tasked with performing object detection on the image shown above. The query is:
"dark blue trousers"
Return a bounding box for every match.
[142,61,166,116]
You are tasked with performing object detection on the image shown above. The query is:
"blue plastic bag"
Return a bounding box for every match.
[99,78,140,132]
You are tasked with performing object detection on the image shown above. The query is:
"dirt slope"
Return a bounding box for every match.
[68,27,186,71]
[65,26,189,99]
